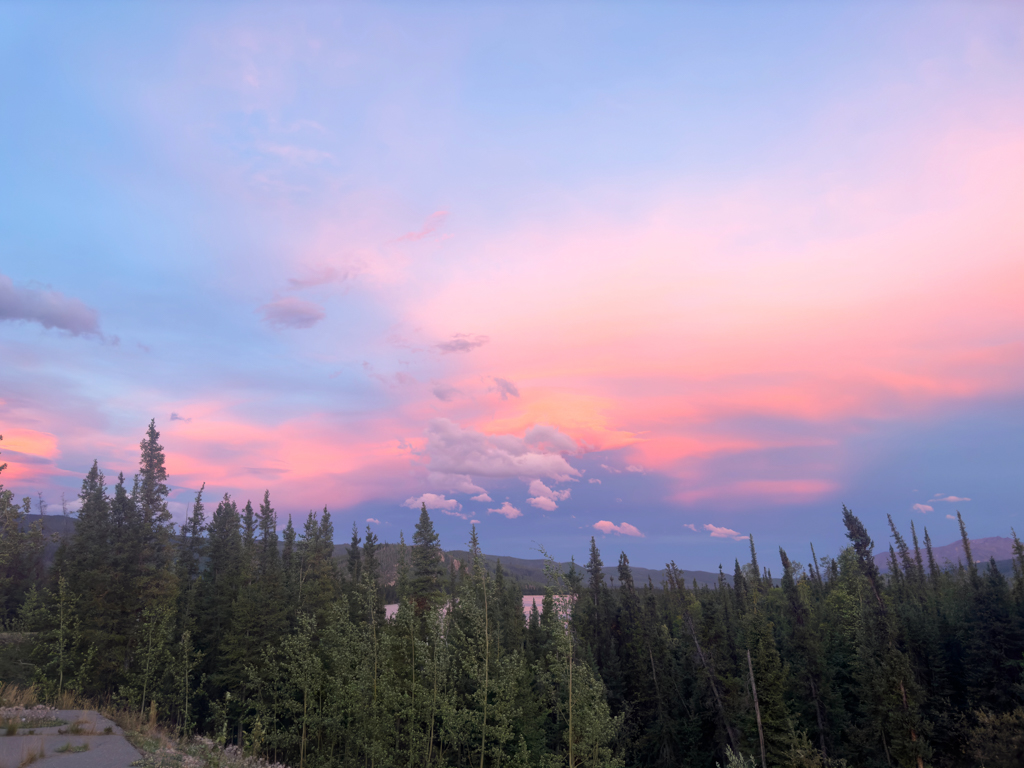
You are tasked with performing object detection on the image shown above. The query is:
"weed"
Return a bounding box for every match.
[18,738,45,767]
[104,725,114,734]
[4,721,16,736]
[55,741,90,753]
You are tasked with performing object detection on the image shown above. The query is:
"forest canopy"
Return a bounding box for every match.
[1,423,1023,768]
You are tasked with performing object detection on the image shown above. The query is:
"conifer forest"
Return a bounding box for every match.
[2,423,1023,768]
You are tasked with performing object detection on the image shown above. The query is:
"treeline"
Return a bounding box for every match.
[2,424,1024,767]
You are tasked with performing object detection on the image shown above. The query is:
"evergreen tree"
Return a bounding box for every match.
[411,503,444,615]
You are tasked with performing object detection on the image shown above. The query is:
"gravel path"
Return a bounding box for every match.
[0,709,141,768]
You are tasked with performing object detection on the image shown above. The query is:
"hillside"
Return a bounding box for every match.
[874,535,1017,572]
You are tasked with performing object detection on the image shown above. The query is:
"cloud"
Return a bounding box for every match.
[488,501,523,519]
[259,297,325,329]
[625,465,645,473]
[432,384,463,402]
[424,419,581,482]
[403,493,461,512]
[436,333,489,354]
[593,520,645,537]
[491,377,520,400]
[427,472,487,495]
[527,479,571,511]
[704,523,748,541]
[912,503,934,514]
[470,519,481,524]
[528,496,558,511]
[684,523,698,532]
[396,210,448,242]
[601,464,622,474]
[588,478,602,484]
[524,425,578,454]
[287,266,347,290]
[0,274,101,336]
[366,518,381,524]
[946,514,956,520]
[170,412,192,423]
[933,495,971,502]
[471,493,492,502]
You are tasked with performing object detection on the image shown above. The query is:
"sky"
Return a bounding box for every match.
[2,2,1023,572]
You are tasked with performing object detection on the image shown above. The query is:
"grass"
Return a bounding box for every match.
[55,741,90,753]
[18,738,45,767]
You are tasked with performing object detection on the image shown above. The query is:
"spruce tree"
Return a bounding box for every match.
[411,503,444,615]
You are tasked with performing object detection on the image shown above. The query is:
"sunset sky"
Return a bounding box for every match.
[2,3,1023,570]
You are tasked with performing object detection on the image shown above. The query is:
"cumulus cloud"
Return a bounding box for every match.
[488,502,523,519]
[432,384,463,402]
[593,520,645,537]
[528,496,558,511]
[588,478,602,485]
[471,493,492,502]
[427,472,487,495]
[367,517,381,524]
[625,465,645,473]
[287,266,347,290]
[527,479,571,510]
[912,503,934,514]
[436,333,489,353]
[932,495,971,502]
[0,274,101,336]
[260,297,325,329]
[170,412,192,423]
[683,523,698,532]
[491,377,520,400]
[424,419,580,482]
[403,493,461,512]
[704,523,748,541]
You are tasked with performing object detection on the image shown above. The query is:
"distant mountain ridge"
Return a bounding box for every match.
[874,535,1016,572]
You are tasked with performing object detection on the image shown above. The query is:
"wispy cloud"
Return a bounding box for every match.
[170,412,192,423]
[932,495,970,503]
[259,297,325,329]
[0,274,101,337]
[436,333,489,354]
[683,523,698,532]
[432,384,463,402]
[912,503,934,514]
[594,520,644,537]
[704,523,748,541]
[588,478,601,484]
[491,377,520,400]
[395,210,448,242]
[287,266,347,290]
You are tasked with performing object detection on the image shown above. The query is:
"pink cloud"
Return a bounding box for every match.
[470,493,492,502]
[588,478,601,484]
[625,465,644,473]
[933,495,970,502]
[436,333,489,354]
[366,517,380,524]
[593,520,645,537]
[287,266,346,290]
[683,523,698,532]
[487,502,523,519]
[259,297,325,329]
[527,496,558,511]
[912,503,934,514]
[395,210,448,242]
[704,523,748,541]
[946,514,956,520]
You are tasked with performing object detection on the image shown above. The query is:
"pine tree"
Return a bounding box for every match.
[411,503,444,616]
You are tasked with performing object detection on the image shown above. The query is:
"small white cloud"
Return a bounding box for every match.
[601,464,622,474]
[528,496,558,511]
[471,493,492,502]
[912,503,934,514]
[403,493,461,512]
[593,520,645,537]
[487,502,522,519]
[934,495,970,503]
[946,514,956,520]
[625,465,644,473]
[704,523,748,541]
[683,523,698,532]
[588,478,601,484]
[470,519,480,524]
[366,518,381,524]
